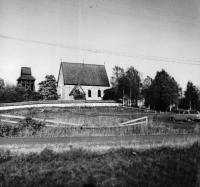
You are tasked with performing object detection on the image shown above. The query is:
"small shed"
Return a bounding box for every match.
[17,67,36,91]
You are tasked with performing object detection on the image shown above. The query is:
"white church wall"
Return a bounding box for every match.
[81,86,110,100]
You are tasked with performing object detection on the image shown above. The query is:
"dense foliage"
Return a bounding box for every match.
[103,88,117,100]
[0,75,60,103]
[104,66,142,105]
[179,81,200,110]
[38,75,59,100]
[0,84,42,103]
[0,142,199,187]
[0,117,45,137]
[105,66,200,111]
[142,70,181,111]
[0,78,4,89]
[73,89,86,100]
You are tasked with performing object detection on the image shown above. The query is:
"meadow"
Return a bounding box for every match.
[0,107,200,186]
[0,106,199,138]
[0,141,199,187]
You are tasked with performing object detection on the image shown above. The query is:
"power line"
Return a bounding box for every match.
[1,35,200,66]
[2,1,200,44]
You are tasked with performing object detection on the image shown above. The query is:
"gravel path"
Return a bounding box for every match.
[0,133,199,145]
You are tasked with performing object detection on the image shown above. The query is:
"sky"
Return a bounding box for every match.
[0,0,200,91]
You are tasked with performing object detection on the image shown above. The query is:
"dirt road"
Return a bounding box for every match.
[0,133,199,145]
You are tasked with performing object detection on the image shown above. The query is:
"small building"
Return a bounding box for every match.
[57,62,110,100]
[17,67,36,91]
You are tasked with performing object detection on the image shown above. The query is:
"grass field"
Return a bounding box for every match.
[0,106,199,137]
[0,107,200,186]
[0,141,199,187]
[0,106,166,125]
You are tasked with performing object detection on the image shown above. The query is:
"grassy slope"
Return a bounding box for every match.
[1,107,199,137]
[0,142,200,187]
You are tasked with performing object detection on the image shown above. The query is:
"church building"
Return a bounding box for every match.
[57,62,110,100]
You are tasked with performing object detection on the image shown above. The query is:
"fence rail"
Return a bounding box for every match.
[0,114,83,127]
[119,116,148,126]
[0,114,148,129]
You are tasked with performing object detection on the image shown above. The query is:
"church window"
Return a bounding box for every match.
[88,90,91,97]
[98,90,101,97]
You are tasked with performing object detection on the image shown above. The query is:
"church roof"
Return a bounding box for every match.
[21,67,31,75]
[17,67,36,81]
[59,62,110,87]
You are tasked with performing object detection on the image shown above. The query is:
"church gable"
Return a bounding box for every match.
[69,85,85,96]
[69,85,86,100]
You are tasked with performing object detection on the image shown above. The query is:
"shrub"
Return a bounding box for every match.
[0,117,45,137]
[73,89,86,100]
[0,123,19,137]
[17,117,45,136]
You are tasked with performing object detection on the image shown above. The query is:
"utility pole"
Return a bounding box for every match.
[123,87,124,106]
[130,82,131,107]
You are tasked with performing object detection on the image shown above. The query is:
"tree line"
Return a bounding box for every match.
[0,75,59,103]
[1,67,200,111]
[103,66,200,111]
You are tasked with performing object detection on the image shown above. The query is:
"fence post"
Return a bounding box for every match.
[146,116,148,134]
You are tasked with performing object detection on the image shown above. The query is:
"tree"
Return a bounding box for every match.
[153,69,181,111]
[109,66,125,101]
[141,70,181,111]
[142,80,160,109]
[0,84,27,103]
[38,75,59,100]
[117,74,130,104]
[106,65,142,105]
[126,66,142,106]
[103,88,117,100]
[0,83,43,103]
[110,66,124,88]
[182,81,199,110]
[162,77,181,111]
[0,78,5,90]
[141,76,159,109]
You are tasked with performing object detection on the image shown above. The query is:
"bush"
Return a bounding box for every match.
[17,117,45,136]
[0,84,42,103]
[73,89,86,100]
[0,123,19,137]
[0,117,45,137]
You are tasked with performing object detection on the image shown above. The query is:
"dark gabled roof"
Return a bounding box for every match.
[17,67,36,81]
[17,75,36,81]
[21,67,31,75]
[59,62,110,87]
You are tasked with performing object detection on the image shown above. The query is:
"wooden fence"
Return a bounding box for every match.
[0,114,148,129]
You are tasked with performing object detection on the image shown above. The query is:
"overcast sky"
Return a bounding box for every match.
[0,0,200,90]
